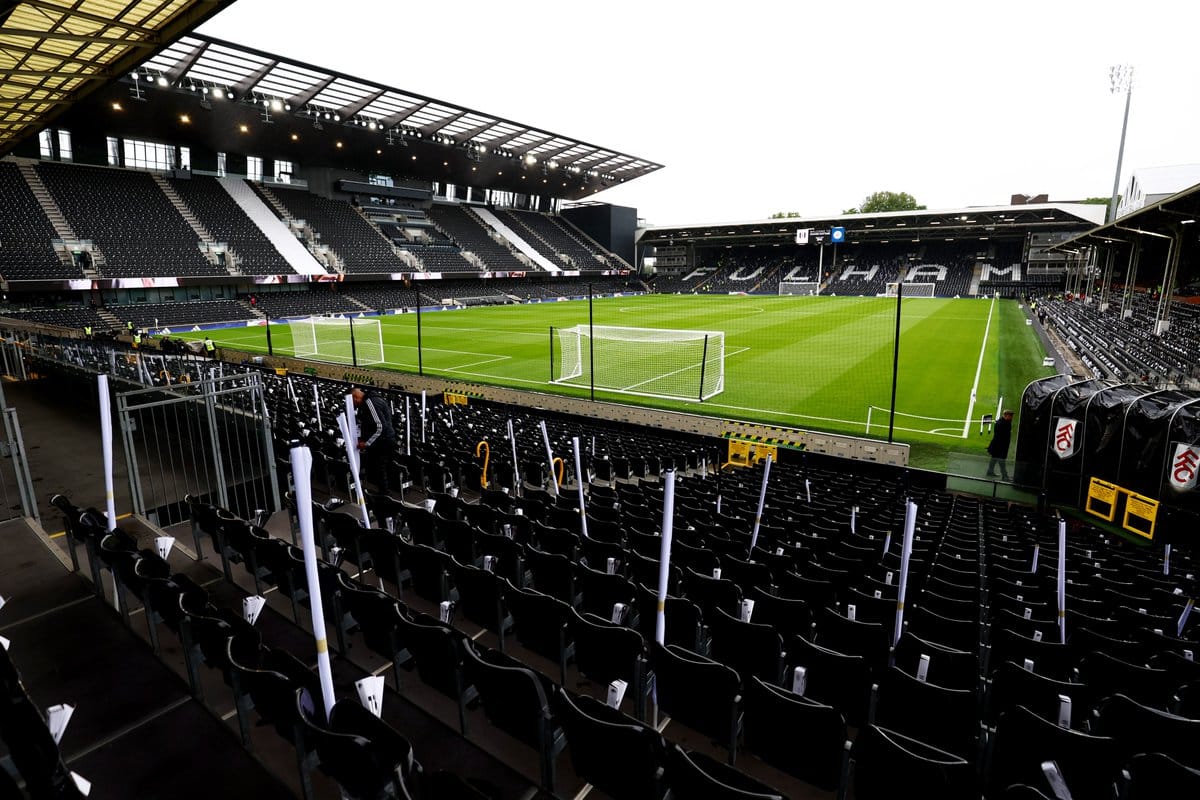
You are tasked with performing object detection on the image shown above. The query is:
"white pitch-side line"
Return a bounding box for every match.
[962,294,997,438]
[447,355,512,370]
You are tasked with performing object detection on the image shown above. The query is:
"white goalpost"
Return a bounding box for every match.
[551,324,725,401]
[290,315,385,365]
[885,282,937,297]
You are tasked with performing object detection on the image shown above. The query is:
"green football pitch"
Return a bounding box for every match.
[205,294,1054,454]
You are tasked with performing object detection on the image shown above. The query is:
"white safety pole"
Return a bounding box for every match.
[1056,519,1068,644]
[313,385,322,428]
[404,396,411,456]
[290,445,338,722]
[508,419,520,494]
[893,500,918,646]
[572,437,588,537]
[655,469,677,645]
[539,420,557,495]
[420,390,427,443]
[337,413,370,527]
[748,455,772,555]
[97,375,117,532]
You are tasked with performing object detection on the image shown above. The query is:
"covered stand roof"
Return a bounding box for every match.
[63,32,662,200]
[640,203,1105,247]
[0,0,235,156]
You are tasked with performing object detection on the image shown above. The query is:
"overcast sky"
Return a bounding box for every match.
[199,0,1200,226]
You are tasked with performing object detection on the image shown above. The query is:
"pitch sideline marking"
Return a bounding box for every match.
[961,294,997,439]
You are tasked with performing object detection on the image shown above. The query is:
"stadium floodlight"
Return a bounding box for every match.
[1107,65,1133,223]
[551,325,725,401]
[291,316,385,366]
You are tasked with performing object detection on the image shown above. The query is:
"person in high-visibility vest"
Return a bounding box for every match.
[204,337,215,358]
[132,331,142,349]
[83,325,93,339]
[126,320,134,332]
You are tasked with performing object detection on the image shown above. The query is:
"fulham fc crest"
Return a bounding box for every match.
[1052,418,1078,460]
[1168,442,1200,492]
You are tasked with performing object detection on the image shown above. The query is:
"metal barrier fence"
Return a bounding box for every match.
[0,381,38,524]
[115,372,279,528]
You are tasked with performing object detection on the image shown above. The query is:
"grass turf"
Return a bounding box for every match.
[207,294,1055,467]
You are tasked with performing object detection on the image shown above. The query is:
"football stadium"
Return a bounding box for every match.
[1,2,1199,799]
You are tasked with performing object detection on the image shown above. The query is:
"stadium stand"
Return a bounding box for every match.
[16,330,1200,800]
[35,163,224,278]
[494,209,610,269]
[116,299,257,330]
[0,162,79,280]
[426,204,528,272]
[253,183,408,274]
[0,305,109,330]
[254,288,366,319]
[167,175,293,276]
[1039,294,1200,386]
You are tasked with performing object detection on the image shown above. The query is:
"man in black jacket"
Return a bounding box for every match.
[352,387,396,493]
[986,409,1014,481]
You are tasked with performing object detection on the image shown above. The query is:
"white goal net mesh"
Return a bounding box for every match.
[290,316,385,365]
[885,282,937,298]
[779,281,821,296]
[551,324,725,401]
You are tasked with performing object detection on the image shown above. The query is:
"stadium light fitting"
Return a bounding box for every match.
[225,90,234,99]
[291,133,299,141]
[1182,219,1196,224]
[271,99,282,111]
[336,141,343,148]
[179,114,190,124]
[239,124,248,133]
[412,155,417,160]
[111,101,122,111]
[157,76,168,87]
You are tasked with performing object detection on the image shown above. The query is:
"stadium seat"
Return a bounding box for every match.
[650,641,743,764]
[743,676,850,792]
[847,724,972,800]
[552,688,668,800]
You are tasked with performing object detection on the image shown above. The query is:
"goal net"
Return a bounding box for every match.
[779,281,821,296]
[551,325,725,401]
[290,315,385,365]
[885,282,936,298]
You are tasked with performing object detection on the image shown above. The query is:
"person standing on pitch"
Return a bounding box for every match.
[986,409,1015,481]
[352,387,396,494]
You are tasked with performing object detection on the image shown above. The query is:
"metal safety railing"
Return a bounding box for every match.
[115,372,279,528]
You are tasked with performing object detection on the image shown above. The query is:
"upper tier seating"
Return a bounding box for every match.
[256,185,407,274]
[0,162,77,280]
[168,176,292,275]
[36,163,222,278]
[427,205,526,272]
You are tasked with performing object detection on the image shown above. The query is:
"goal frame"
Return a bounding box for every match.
[290,315,385,366]
[885,282,937,298]
[779,281,821,296]
[550,324,725,401]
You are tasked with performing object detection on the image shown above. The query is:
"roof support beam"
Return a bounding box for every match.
[230,59,277,99]
[286,74,334,109]
[16,1,158,36]
[419,110,465,136]
[163,39,209,84]
[0,28,160,45]
[379,101,426,128]
[336,88,384,121]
